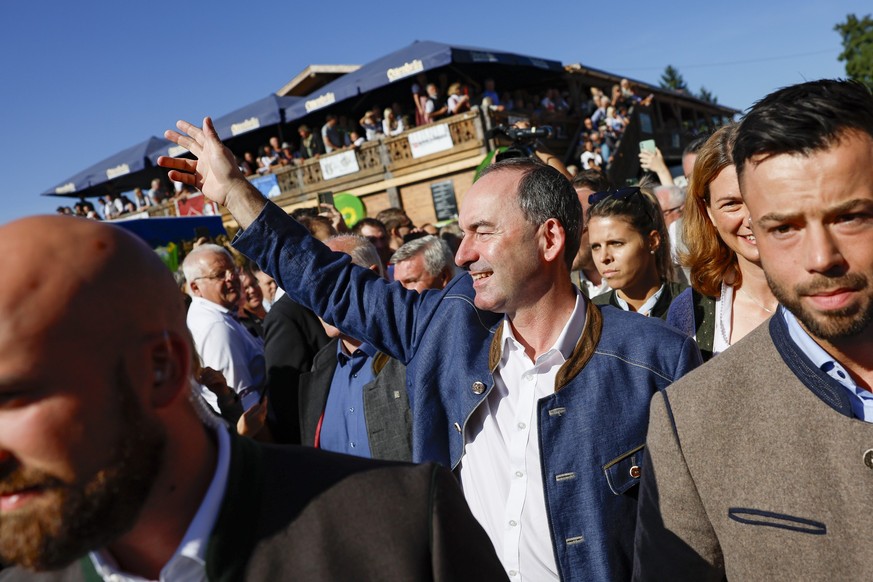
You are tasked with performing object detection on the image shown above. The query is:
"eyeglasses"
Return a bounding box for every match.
[588,186,642,206]
[194,268,237,282]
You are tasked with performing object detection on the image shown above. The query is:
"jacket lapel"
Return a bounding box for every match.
[487,299,603,392]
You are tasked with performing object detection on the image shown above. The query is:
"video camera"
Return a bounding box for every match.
[486,125,553,162]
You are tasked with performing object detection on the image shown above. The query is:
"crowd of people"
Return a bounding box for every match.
[56,74,654,222]
[571,79,654,173]
[55,177,198,220]
[6,78,873,582]
[236,75,644,182]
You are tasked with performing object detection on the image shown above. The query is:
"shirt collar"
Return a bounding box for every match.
[336,339,378,362]
[89,424,232,581]
[190,296,233,316]
[781,307,857,392]
[501,288,587,362]
[615,283,665,317]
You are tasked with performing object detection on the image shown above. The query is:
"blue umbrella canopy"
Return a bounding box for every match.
[284,40,563,121]
[211,94,302,140]
[42,136,173,198]
[43,94,303,199]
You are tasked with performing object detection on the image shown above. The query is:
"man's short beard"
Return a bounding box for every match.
[0,364,166,571]
[767,271,873,341]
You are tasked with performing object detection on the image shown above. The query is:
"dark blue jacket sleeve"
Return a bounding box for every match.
[233,202,447,364]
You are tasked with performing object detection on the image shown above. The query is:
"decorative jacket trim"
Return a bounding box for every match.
[487,297,603,392]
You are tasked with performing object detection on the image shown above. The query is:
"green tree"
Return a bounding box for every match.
[698,86,718,104]
[659,65,689,93]
[835,13,873,89]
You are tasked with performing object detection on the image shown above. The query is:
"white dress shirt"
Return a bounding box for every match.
[90,425,231,582]
[187,297,265,410]
[458,291,586,581]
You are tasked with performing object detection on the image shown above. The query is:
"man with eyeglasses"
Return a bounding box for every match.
[654,184,689,283]
[183,244,265,411]
[654,185,685,227]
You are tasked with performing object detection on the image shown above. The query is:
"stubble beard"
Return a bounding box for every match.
[0,367,166,571]
[767,270,873,341]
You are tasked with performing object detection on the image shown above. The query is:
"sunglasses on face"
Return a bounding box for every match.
[588,186,659,224]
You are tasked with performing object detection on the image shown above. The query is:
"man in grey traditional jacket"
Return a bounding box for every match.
[634,79,873,580]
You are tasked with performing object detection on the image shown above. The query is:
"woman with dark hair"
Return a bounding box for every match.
[588,186,685,318]
[666,124,777,360]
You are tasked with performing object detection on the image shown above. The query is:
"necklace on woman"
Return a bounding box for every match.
[718,282,732,347]
[739,287,775,313]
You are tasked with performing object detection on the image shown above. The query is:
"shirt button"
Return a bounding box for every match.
[509,570,518,577]
[472,381,486,395]
[509,520,518,527]
[515,471,524,478]
[864,448,873,469]
[522,373,532,381]
[350,442,356,448]
[353,373,358,378]
[629,465,641,478]
[518,422,526,430]
[349,407,354,413]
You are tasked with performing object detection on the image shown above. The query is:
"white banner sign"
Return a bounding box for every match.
[319,150,360,180]
[408,124,454,159]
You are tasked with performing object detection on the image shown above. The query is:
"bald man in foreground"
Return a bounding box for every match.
[0,216,505,581]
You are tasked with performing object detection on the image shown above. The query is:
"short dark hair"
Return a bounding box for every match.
[290,206,319,220]
[479,158,581,269]
[734,79,873,179]
[683,135,709,158]
[351,217,387,236]
[376,207,413,232]
[572,169,612,194]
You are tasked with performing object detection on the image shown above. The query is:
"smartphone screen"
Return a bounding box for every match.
[317,191,334,207]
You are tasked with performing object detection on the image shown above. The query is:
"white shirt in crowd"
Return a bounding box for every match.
[91,422,231,582]
[459,291,587,581]
[187,296,265,410]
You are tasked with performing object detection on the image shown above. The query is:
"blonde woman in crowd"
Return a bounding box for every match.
[666,124,777,360]
[382,107,405,136]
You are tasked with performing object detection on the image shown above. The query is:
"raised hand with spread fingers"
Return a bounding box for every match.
[158,117,266,228]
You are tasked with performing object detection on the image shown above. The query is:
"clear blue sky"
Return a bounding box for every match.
[1,0,867,224]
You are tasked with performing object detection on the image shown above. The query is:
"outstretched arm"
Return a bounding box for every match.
[639,147,675,186]
[158,117,266,228]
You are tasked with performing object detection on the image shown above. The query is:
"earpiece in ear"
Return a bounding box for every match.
[154,367,167,384]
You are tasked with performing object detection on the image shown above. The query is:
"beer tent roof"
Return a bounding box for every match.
[283,40,563,121]
[42,136,173,199]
